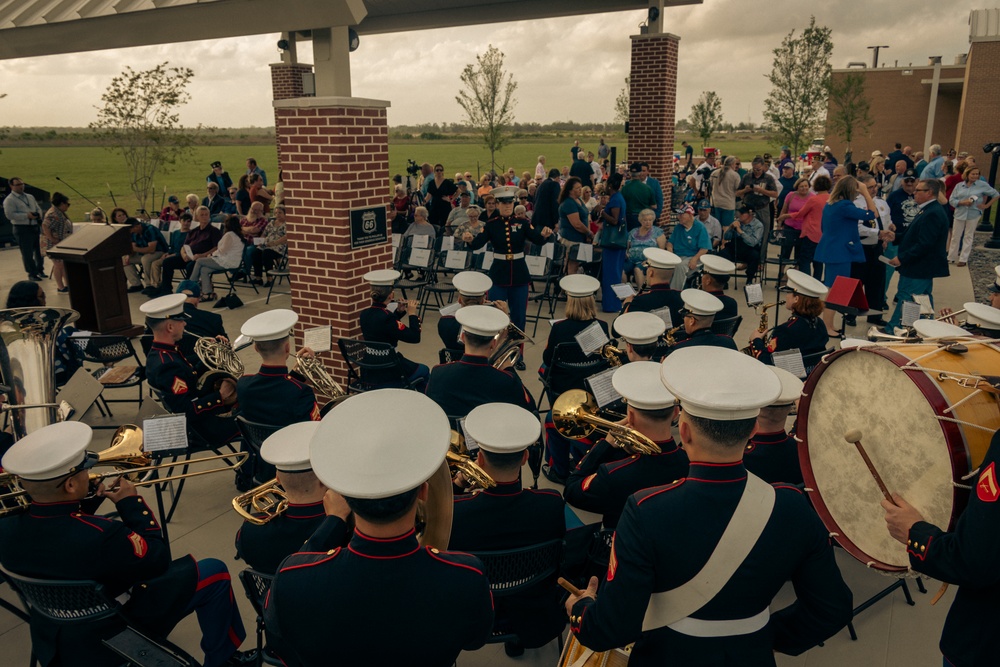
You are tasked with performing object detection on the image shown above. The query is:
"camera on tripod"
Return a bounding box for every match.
[406,159,420,176]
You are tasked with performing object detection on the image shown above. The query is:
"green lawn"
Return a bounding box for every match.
[0,133,781,217]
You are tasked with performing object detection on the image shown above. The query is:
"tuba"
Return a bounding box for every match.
[552,389,661,455]
[0,307,79,439]
[489,323,534,369]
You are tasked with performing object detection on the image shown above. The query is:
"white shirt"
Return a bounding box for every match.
[808,165,830,185]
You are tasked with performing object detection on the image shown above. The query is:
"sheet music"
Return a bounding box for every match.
[575,321,610,357]
[772,349,807,379]
[142,415,189,453]
[440,236,454,251]
[445,250,467,270]
[409,247,432,267]
[459,418,479,453]
[576,243,594,263]
[650,307,673,329]
[549,318,566,327]
[901,301,922,327]
[586,367,621,408]
[481,253,494,271]
[612,283,636,299]
[745,283,764,307]
[392,233,402,248]
[411,235,430,249]
[541,243,554,259]
[303,325,332,353]
[439,302,461,317]
[525,255,547,277]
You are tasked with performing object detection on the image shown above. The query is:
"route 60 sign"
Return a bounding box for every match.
[349,206,388,249]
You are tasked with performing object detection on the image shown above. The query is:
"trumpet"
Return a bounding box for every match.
[489,323,534,370]
[232,478,288,525]
[552,389,661,455]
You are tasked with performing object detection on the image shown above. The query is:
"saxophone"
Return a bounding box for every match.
[739,302,784,355]
[664,325,683,346]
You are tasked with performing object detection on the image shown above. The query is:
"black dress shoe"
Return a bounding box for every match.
[541,464,566,486]
[127,285,144,293]
[226,649,260,666]
[35,272,48,279]
[866,315,887,326]
[514,360,526,371]
[504,639,525,657]
[844,315,857,327]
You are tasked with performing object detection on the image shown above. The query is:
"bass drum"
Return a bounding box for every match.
[559,633,631,667]
[798,343,1000,572]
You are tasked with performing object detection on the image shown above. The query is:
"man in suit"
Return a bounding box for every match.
[640,162,664,221]
[886,179,950,331]
[532,169,562,232]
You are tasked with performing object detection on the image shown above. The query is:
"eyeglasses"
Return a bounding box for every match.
[914,188,930,192]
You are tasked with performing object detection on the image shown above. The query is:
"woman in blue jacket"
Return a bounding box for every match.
[815,176,877,336]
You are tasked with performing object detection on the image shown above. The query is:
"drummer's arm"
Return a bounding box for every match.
[568,498,651,650]
[771,492,854,654]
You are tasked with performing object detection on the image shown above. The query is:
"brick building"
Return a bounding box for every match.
[824,8,1000,184]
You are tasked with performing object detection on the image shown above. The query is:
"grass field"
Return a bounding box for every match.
[0,133,779,216]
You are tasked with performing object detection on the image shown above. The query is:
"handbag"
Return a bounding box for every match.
[597,203,629,249]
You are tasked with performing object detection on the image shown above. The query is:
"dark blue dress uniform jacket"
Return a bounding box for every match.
[569,461,852,666]
[236,364,320,427]
[264,524,493,666]
[664,327,739,356]
[359,301,422,381]
[750,315,829,366]
[743,430,803,486]
[426,354,536,419]
[907,430,1000,666]
[450,479,566,648]
[622,283,685,328]
[235,500,332,575]
[0,497,197,666]
[564,438,689,530]
[466,214,551,287]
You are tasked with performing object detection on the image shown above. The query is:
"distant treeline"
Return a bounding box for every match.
[390,120,626,141]
[0,127,275,147]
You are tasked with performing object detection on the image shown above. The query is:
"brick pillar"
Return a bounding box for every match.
[270,63,315,169]
[273,97,392,381]
[956,40,1000,189]
[629,32,680,225]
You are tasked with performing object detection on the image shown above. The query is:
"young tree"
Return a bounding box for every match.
[827,72,873,163]
[614,76,630,126]
[456,45,518,172]
[763,17,833,158]
[90,63,196,211]
[689,91,724,147]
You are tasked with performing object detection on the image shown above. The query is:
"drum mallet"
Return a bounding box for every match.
[844,430,895,505]
[558,577,584,597]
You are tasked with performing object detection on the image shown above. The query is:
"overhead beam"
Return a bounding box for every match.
[0,0,367,59]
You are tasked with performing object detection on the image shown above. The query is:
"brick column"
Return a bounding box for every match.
[273,96,392,381]
[629,32,680,225]
[957,40,1000,185]
[270,63,315,169]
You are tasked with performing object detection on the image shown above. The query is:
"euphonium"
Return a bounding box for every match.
[447,430,496,490]
[232,478,288,525]
[489,323,534,369]
[552,389,661,455]
[740,301,784,355]
[295,355,347,402]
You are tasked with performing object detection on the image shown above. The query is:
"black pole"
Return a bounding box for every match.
[982,146,1000,248]
[53,176,98,207]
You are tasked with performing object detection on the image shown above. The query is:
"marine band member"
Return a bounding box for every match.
[749,269,830,365]
[0,422,252,667]
[621,248,685,328]
[743,367,804,485]
[566,348,852,665]
[235,421,350,575]
[663,289,739,354]
[437,271,508,353]
[699,254,739,321]
[264,390,494,666]
[358,269,429,388]
[613,311,667,362]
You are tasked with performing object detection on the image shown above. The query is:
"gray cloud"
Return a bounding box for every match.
[0,0,983,128]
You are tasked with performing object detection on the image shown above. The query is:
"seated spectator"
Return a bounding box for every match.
[252,206,288,286]
[403,206,437,242]
[625,208,666,287]
[109,207,129,226]
[518,189,532,214]
[666,204,711,290]
[479,195,497,222]
[203,183,226,220]
[89,207,107,224]
[446,191,473,233]
[248,173,272,215]
[147,213,192,295]
[190,216,245,302]
[160,195,181,222]
[241,201,268,242]
[154,205,222,297]
[454,206,484,241]
[223,187,239,216]
[124,217,168,294]
[234,174,252,216]
[715,205,764,282]
[183,193,200,217]
[695,199,722,248]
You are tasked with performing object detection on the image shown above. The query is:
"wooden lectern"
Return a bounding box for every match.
[48,224,140,335]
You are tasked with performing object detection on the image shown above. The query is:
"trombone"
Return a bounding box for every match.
[552,389,662,456]
[0,424,249,514]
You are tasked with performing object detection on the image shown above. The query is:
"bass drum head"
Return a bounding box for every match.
[799,347,956,571]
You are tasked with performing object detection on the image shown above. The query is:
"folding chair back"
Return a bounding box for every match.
[710,315,743,338]
[236,417,283,484]
[337,338,417,391]
[540,343,611,411]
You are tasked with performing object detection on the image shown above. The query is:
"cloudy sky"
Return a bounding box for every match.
[0,0,984,129]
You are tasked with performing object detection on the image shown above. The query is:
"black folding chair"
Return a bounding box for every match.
[337,338,425,392]
[710,315,743,338]
[538,343,612,414]
[468,539,565,652]
[76,335,146,420]
[236,417,283,485]
[1,567,201,667]
[238,569,283,666]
